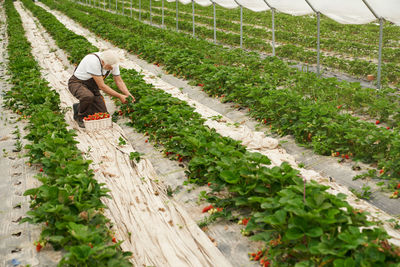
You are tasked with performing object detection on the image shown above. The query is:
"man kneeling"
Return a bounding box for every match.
[68,50,134,128]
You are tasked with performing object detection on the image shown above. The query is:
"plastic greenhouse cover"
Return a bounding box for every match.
[236,0,269,12]
[159,0,400,25]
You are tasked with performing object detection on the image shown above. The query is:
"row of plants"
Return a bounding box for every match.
[5,0,132,265]
[72,0,400,126]
[45,0,400,193]
[117,68,400,266]
[29,1,400,265]
[107,0,400,86]
[129,0,400,46]
[115,0,400,65]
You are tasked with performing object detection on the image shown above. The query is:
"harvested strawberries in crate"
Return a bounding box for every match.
[83,112,112,130]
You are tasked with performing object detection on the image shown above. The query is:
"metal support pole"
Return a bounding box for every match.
[150,0,152,25]
[362,0,383,89]
[377,17,383,89]
[361,0,379,18]
[271,8,275,56]
[176,0,179,32]
[317,12,320,75]
[304,0,320,75]
[139,0,141,21]
[192,0,195,37]
[233,0,243,48]
[240,6,243,48]
[263,0,276,56]
[213,2,216,44]
[162,0,164,28]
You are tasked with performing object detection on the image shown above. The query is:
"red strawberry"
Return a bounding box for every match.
[376,120,380,124]
[336,152,340,157]
[112,237,117,243]
[217,207,223,212]
[207,182,211,186]
[89,243,93,248]
[145,139,148,143]
[387,127,390,130]
[345,154,349,159]
[178,157,183,162]
[202,205,213,213]
[397,183,400,189]
[36,243,42,252]
[39,168,43,172]
[242,218,250,226]
[379,169,384,174]
[337,105,342,109]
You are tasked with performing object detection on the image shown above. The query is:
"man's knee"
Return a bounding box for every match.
[81,93,95,103]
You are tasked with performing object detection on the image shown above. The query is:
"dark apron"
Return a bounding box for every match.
[68,54,111,119]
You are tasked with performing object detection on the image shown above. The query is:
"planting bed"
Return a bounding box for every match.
[48,0,400,200]
[2,0,400,266]
[110,0,400,88]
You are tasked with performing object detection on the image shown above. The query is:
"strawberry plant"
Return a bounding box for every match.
[114,67,400,265]
[5,1,132,265]
[44,0,400,194]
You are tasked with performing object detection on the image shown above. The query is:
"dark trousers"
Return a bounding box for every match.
[68,75,107,120]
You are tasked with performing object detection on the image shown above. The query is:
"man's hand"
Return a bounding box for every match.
[119,94,128,104]
[127,94,136,102]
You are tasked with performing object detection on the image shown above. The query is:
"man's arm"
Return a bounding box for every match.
[114,75,135,102]
[92,75,128,103]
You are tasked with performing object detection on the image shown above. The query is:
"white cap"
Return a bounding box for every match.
[99,50,120,66]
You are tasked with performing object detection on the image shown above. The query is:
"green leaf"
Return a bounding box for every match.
[69,245,92,261]
[295,260,314,267]
[333,258,355,267]
[285,227,304,240]
[305,227,323,237]
[48,235,65,244]
[249,231,273,242]
[68,222,91,242]
[220,170,239,184]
